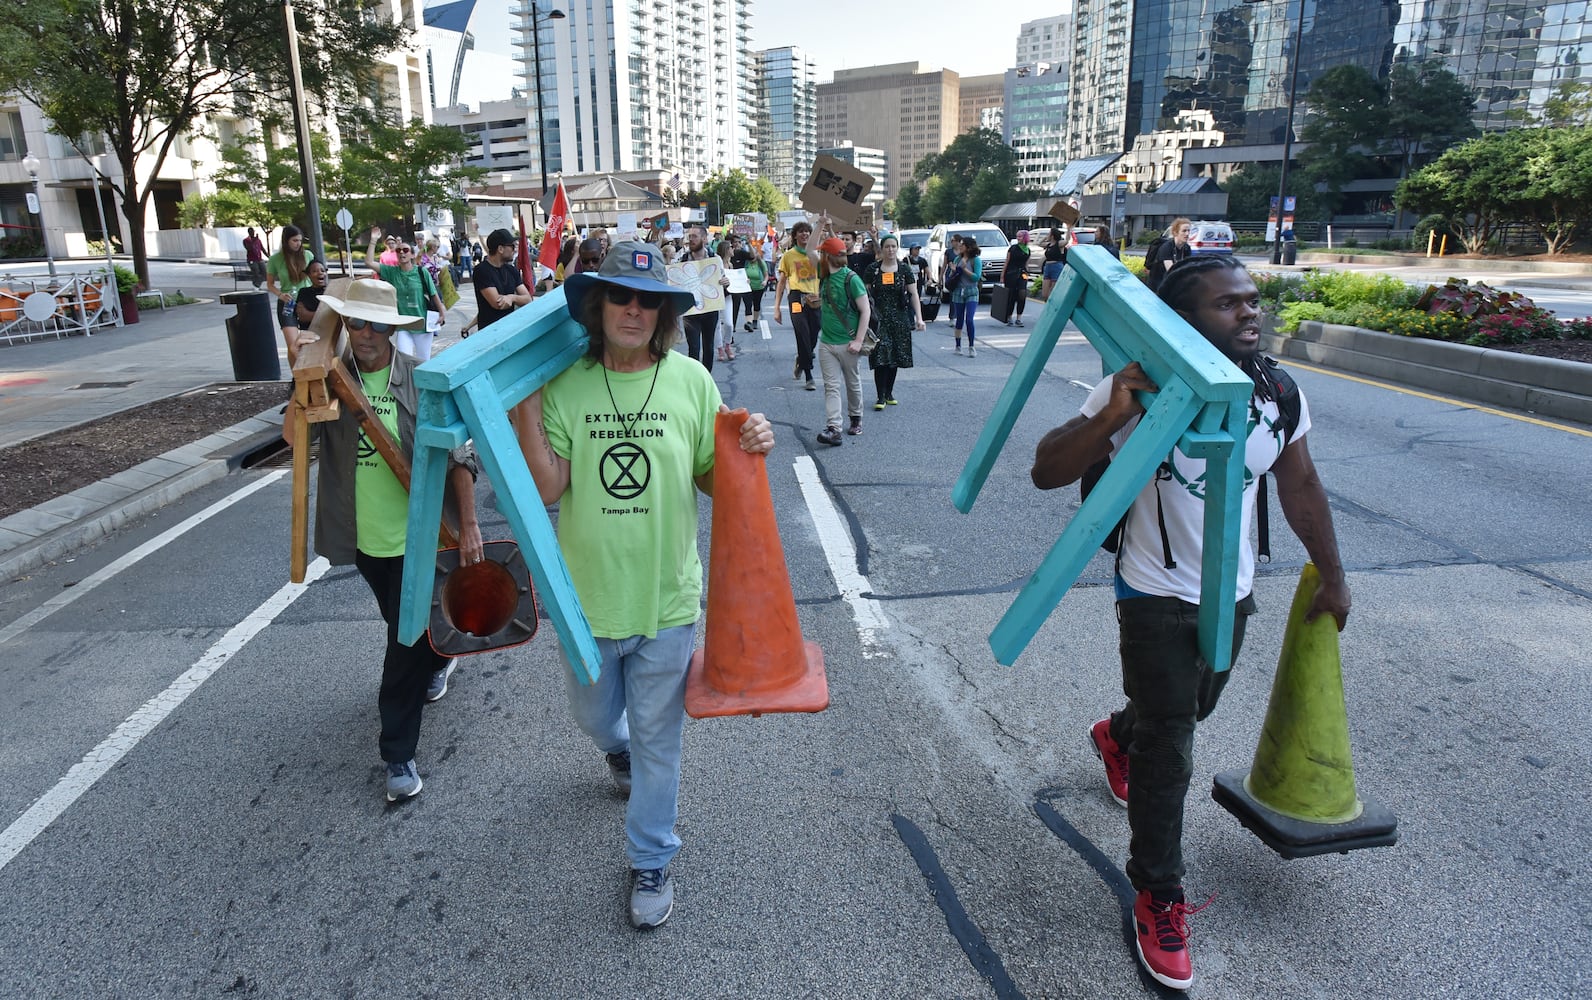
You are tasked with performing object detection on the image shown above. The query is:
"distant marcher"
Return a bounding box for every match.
[264,224,317,365]
[773,220,820,391]
[374,240,446,362]
[732,236,768,334]
[1002,230,1033,327]
[293,260,330,327]
[1041,227,1067,301]
[863,234,924,410]
[1096,225,1121,259]
[472,228,533,332]
[948,236,983,356]
[282,278,483,804]
[906,245,929,298]
[368,228,401,268]
[242,227,267,288]
[1146,218,1192,293]
[814,233,870,445]
[676,225,724,373]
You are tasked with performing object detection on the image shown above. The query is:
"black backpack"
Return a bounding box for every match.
[1080,357,1302,564]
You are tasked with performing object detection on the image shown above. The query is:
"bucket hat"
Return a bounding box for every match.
[316,278,414,329]
[563,240,696,316]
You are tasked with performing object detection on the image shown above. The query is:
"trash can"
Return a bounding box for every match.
[220,290,281,381]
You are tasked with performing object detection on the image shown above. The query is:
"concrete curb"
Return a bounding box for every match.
[1262,320,1592,425]
[0,407,285,581]
[1291,251,1592,275]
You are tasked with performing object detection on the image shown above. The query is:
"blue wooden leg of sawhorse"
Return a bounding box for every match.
[396,287,604,685]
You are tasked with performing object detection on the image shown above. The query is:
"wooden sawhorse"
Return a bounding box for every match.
[954,245,1254,673]
[396,288,603,685]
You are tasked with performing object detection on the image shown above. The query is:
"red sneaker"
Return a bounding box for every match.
[1133,889,1208,990]
[1089,718,1129,807]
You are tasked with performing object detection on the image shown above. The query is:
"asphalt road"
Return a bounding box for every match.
[1,290,1589,998]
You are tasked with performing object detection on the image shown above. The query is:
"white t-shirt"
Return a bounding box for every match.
[1080,376,1312,604]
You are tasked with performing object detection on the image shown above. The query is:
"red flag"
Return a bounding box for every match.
[517,208,534,290]
[538,180,570,272]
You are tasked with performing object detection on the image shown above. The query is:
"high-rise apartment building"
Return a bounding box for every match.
[513,0,756,188]
[755,47,820,202]
[958,74,1006,135]
[1067,0,1592,199]
[1017,14,1070,67]
[816,63,959,198]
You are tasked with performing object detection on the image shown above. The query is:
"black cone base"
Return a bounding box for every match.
[1212,769,1398,859]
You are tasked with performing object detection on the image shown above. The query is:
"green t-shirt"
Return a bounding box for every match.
[265,250,317,296]
[352,366,410,558]
[377,263,435,319]
[819,269,867,344]
[542,354,722,639]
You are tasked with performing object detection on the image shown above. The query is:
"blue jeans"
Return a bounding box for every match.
[953,298,977,345]
[563,624,695,870]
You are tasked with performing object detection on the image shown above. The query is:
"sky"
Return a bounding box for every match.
[750,6,1048,80]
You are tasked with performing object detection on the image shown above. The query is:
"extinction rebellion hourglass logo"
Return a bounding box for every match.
[600,443,651,500]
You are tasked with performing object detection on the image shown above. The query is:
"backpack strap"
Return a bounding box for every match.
[1254,355,1301,562]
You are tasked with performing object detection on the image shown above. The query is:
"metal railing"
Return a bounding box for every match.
[1,270,120,346]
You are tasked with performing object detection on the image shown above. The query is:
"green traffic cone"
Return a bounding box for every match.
[1211,563,1398,858]
[1244,562,1362,822]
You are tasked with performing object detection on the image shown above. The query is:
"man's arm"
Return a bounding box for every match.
[772,263,788,323]
[1270,436,1351,628]
[447,462,483,564]
[510,391,571,506]
[1031,362,1158,490]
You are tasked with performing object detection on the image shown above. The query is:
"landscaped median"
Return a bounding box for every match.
[1260,318,1592,425]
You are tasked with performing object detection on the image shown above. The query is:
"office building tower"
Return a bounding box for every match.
[817,62,959,198]
[1017,14,1071,68]
[1005,62,1070,192]
[958,74,1006,135]
[755,46,820,202]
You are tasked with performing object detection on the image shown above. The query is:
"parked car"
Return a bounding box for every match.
[897,228,933,253]
[1067,229,1098,248]
[1188,221,1235,255]
[924,222,1011,297]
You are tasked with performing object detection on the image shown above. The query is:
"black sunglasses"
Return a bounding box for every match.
[344,316,394,333]
[604,286,663,309]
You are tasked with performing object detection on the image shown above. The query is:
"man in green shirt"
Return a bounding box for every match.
[284,279,482,803]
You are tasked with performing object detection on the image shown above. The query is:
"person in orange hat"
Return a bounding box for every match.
[511,241,775,931]
[813,232,871,445]
[283,278,483,804]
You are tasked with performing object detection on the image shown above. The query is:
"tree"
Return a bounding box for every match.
[1298,65,1387,211]
[0,0,405,284]
[894,182,925,228]
[340,111,487,235]
[1220,163,1328,222]
[1537,81,1592,127]
[1384,58,1480,182]
[965,172,1010,222]
[1507,127,1592,253]
[914,127,1019,222]
[1395,135,1519,253]
[751,177,790,216]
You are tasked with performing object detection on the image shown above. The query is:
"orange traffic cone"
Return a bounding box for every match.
[685,409,828,719]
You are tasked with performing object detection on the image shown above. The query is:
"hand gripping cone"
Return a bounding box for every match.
[1212,563,1398,858]
[685,409,828,719]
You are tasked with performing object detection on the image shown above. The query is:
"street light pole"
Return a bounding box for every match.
[1271,0,1306,266]
[530,5,567,201]
[20,153,58,280]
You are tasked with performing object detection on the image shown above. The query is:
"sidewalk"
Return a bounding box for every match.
[0,260,475,579]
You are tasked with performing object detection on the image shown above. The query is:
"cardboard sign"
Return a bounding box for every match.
[639,211,670,232]
[475,205,515,235]
[725,268,751,295]
[800,155,874,226]
[777,210,809,232]
[1041,198,1081,227]
[856,205,876,231]
[615,212,638,239]
[667,256,727,316]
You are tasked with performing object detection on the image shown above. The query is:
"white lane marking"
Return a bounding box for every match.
[1068,379,1096,392]
[0,470,288,647]
[792,456,888,657]
[0,556,330,872]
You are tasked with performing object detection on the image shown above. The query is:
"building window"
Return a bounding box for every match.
[0,110,27,161]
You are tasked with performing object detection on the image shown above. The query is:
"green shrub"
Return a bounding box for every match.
[1277,301,1329,332]
[1321,302,1387,329]
[1560,317,1592,341]
[1412,214,1459,253]
[1122,253,1147,278]
[1467,312,1553,346]
[1298,270,1419,310]
[1253,270,1305,305]
[1373,308,1473,341]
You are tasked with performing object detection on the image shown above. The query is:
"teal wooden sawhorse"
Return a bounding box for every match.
[396,287,603,685]
[953,245,1254,673]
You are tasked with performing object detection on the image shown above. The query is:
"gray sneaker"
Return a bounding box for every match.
[425,659,458,702]
[385,760,423,802]
[606,750,632,797]
[629,867,674,929]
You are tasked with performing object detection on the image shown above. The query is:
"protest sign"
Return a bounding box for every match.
[800,155,874,226]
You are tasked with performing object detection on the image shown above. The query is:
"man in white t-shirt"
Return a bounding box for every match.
[1029,255,1349,992]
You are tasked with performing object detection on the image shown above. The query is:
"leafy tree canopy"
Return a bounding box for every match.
[0,0,406,282]
[914,128,1020,222]
[1221,163,1330,223]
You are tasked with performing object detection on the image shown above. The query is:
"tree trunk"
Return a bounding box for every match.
[122,195,150,290]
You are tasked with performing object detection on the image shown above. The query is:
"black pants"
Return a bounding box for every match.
[682,313,715,373]
[355,551,450,763]
[788,291,819,380]
[873,365,898,401]
[1107,592,1256,892]
[1004,280,1027,317]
